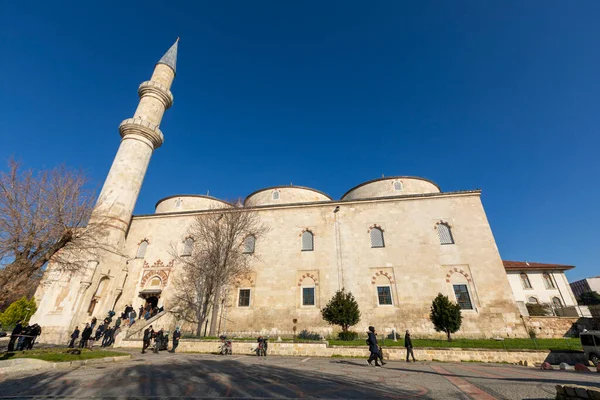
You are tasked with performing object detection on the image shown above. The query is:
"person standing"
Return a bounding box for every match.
[80,323,92,348]
[404,330,417,362]
[128,309,137,327]
[69,326,80,348]
[27,324,42,350]
[142,325,153,354]
[7,320,23,352]
[170,327,181,353]
[138,305,144,320]
[366,326,382,367]
[153,328,164,353]
[17,324,30,350]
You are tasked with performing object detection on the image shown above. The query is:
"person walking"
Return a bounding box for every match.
[80,323,92,348]
[138,305,144,320]
[69,326,80,348]
[404,330,417,362]
[366,326,382,367]
[102,326,113,347]
[142,325,153,354]
[7,320,23,352]
[170,327,181,353]
[153,328,164,353]
[27,324,42,350]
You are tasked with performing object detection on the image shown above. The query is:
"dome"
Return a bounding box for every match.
[341,176,440,201]
[155,195,233,214]
[244,186,332,207]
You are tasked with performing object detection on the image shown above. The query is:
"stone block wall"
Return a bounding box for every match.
[523,316,600,338]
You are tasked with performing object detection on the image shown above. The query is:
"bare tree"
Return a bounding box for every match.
[0,160,106,310]
[169,207,267,336]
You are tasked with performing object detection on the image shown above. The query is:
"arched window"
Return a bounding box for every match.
[149,277,162,287]
[520,273,532,289]
[301,231,314,251]
[182,238,194,257]
[88,277,109,315]
[301,277,316,306]
[272,190,280,200]
[552,297,562,308]
[437,223,454,245]
[243,235,255,254]
[370,227,385,248]
[393,181,402,191]
[528,297,539,304]
[136,240,149,259]
[543,273,555,289]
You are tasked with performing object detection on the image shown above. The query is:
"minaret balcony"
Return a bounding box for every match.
[119,118,164,149]
[138,80,174,109]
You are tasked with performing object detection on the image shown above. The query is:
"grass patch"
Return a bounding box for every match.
[0,348,129,362]
[328,338,582,351]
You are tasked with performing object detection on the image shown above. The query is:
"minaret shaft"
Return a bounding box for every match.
[94,44,177,248]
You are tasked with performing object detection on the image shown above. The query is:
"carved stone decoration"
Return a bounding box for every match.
[140,269,170,288]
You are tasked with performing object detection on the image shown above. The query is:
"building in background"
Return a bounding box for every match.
[503,260,581,317]
[570,277,600,299]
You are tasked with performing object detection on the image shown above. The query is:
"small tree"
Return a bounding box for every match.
[430,293,462,341]
[321,288,360,339]
[0,296,37,328]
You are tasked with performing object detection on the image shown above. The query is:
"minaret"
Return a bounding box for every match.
[94,38,178,248]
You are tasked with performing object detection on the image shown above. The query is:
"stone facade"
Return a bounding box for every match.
[31,39,530,344]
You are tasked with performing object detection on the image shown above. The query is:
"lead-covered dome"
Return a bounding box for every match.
[341,176,440,201]
[155,195,232,213]
[244,186,332,207]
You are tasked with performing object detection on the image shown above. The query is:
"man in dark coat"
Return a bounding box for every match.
[27,324,42,350]
[7,320,23,352]
[80,323,92,348]
[169,327,181,353]
[153,328,164,353]
[405,330,417,362]
[69,326,80,348]
[366,326,382,367]
[102,326,114,347]
[142,325,153,354]
[18,325,32,350]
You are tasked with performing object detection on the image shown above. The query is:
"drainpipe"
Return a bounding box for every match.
[333,206,344,289]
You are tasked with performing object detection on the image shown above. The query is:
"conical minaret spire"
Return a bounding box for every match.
[157,37,178,74]
[93,39,179,248]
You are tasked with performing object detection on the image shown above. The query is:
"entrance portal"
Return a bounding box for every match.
[146,295,159,309]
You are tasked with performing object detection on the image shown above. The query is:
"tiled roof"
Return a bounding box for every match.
[503,260,575,271]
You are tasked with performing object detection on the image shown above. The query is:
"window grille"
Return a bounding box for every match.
[452,284,473,310]
[377,286,393,305]
[243,235,255,254]
[552,297,562,308]
[301,231,314,251]
[136,240,148,258]
[520,273,532,289]
[370,228,385,248]
[182,238,194,256]
[272,191,280,200]
[238,289,251,307]
[437,223,454,245]
[394,181,402,191]
[543,273,555,289]
[302,287,315,306]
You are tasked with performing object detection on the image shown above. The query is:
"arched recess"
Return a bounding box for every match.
[371,271,394,306]
[298,275,318,307]
[445,267,476,311]
[88,276,110,316]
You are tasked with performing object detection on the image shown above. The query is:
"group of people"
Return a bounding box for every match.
[120,304,163,328]
[141,325,181,354]
[366,326,417,367]
[69,313,123,349]
[7,320,42,352]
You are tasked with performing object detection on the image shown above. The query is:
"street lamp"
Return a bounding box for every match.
[24,307,32,323]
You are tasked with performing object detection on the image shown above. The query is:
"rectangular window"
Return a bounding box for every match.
[377,286,393,305]
[302,287,315,306]
[453,284,473,310]
[238,289,251,307]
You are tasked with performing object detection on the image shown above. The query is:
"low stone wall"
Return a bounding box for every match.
[118,339,554,365]
[556,385,600,400]
[522,316,600,338]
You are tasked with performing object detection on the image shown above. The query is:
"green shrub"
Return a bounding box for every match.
[430,293,462,341]
[321,288,360,334]
[337,331,358,341]
[526,303,550,316]
[297,330,322,340]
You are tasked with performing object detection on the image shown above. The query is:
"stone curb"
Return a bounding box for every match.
[0,354,131,375]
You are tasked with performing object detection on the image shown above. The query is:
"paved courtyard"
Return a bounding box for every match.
[0,350,598,399]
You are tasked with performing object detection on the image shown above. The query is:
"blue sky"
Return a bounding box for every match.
[1,1,598,280]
